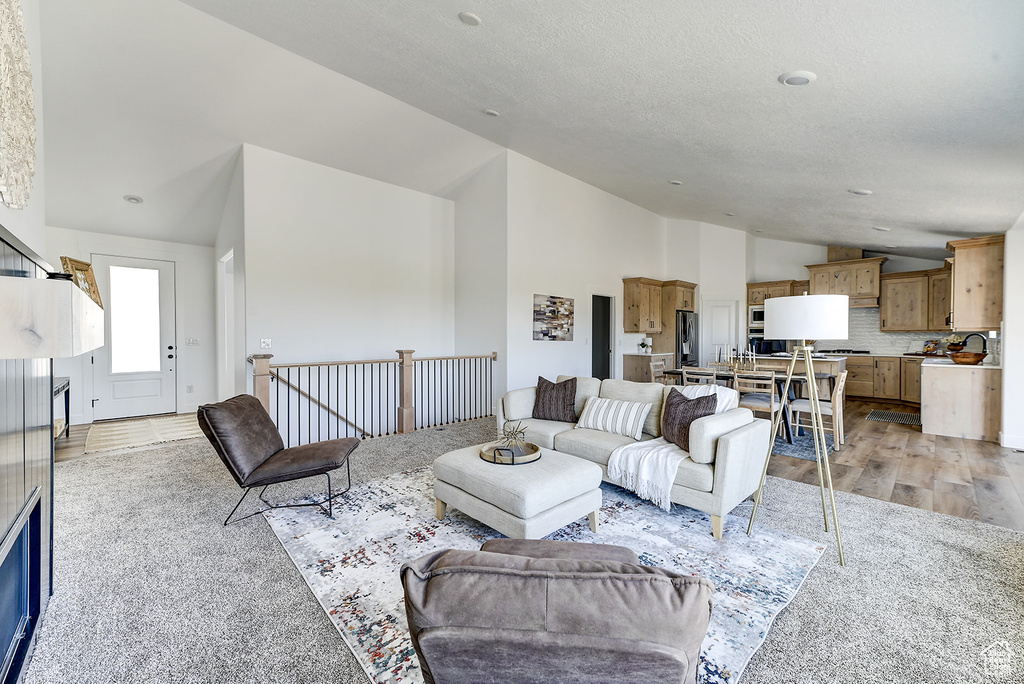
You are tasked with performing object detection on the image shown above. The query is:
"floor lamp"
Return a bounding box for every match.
[746,294,850,566]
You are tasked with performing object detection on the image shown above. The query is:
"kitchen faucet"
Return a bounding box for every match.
[961,332,988,353]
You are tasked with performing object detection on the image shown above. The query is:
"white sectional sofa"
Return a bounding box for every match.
[496,376,772,538]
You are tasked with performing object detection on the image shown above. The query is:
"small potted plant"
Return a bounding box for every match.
[944,334,965,352]
[637,339,651,354]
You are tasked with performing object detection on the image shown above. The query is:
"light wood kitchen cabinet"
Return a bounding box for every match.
[901,358,923,403]
[922,364,1001,442]
[662,280,697,312]
[844,357,875,398]
[947,235,1004,332]
[651,280,698,357]
[806,257,887,307]
[623,277,662,333]
[879,274,929,331]
[844,356,903,400]
[747,285,767,305]
[928,270,951,331]
[747,280,797,306]
[873,357,902,400]
[623,353,674,382]
[792,280,810,296]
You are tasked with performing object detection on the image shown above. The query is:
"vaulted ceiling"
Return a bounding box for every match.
[41,1,1024,258]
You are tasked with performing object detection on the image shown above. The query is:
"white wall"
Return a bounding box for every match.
[750,238,827,281]
[0,0,46,257]
[698,224,749,361]
[868,252,945,273]
[1002,220,1024,447]
[664,219,701,283]
[503,152,668,391]
[214,150,246,398]
[242,145,456,366]
[47,226,216,423]
[453,152,509,401]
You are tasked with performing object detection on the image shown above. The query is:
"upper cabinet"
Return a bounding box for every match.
[662,280,697,313]
[879,266,952,333]
[927,269,952,332]
[623,277,663,332]
[947,235,1004,332]
[746,280,798,305]
[805,257,887,307]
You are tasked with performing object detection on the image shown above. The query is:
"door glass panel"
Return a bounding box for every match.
[109,266,161,373]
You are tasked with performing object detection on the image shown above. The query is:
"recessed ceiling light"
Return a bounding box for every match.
[123,194,143,204]
[723,213,735,217]
[482,108,500,117]
[755,229,764,233]
[778,71,816,86]
[885,245,897,249]
[848,189,873,196]
[873,226,891,231]
[458,12,481,26]
[668,180,683,186]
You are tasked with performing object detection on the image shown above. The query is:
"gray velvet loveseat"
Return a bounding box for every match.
[496,376,771,538]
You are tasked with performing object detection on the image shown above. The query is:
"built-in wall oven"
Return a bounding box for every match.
[748,305,765,328]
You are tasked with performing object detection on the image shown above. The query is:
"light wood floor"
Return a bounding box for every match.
[767,399,1024,531]
[56,403,1024,531]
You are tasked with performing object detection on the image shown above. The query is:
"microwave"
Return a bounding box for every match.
[748,305,765,328]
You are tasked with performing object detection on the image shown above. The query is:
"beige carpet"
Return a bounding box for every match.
[84,414,205,453]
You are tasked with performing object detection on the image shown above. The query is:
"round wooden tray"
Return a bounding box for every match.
[479,441,541,465]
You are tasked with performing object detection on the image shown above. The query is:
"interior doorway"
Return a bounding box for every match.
[91,254,177,420]
[592,295,613,380]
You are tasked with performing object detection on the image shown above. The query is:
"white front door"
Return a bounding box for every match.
[91,254,177,420]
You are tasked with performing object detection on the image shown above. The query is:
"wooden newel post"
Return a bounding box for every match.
[397,349,415,434]
[251,354,274,413]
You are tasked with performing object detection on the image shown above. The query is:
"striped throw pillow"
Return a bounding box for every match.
[575,396,653,441]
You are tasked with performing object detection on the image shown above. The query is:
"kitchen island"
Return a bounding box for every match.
[921,358,1002,442]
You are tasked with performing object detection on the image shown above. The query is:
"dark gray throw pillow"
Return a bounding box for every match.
[532,376,578,423]
[661,390,717,452]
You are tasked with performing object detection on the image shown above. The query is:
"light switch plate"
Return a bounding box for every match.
[261,338,272,349]
[186,337,200,346]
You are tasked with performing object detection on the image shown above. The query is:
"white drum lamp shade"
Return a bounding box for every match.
[763,294,849,341]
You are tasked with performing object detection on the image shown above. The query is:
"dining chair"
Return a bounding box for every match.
[682,368,717,386]
[650,358,675,385]
[732,371,784,430]
[789,370,848,450]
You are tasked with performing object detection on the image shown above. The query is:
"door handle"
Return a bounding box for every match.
[167,354,175,359]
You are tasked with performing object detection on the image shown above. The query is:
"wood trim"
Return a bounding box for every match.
[661,279,698,288]
[880,267,949,280]
[805,256,888,269]
[946,234,1005,251]
[622,276,664,286]
[827,245,863,262]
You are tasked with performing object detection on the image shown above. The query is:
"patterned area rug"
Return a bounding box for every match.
[265,466,825,684]
[772,432,839,461]
[84,414,205,453]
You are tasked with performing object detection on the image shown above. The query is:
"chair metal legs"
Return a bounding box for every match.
[223,457,352,526]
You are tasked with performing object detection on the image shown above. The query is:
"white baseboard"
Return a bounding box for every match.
[1000,431,1024,449]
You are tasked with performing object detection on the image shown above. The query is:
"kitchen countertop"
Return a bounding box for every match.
[922,358,1001,369]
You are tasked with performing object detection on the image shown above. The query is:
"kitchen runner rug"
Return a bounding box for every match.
[264,466,824,684]
[865,409,922,426]
[84,414,205,453]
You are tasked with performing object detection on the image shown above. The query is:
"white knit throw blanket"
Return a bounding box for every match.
[606,437,684,511]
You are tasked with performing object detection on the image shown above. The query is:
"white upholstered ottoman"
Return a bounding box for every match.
[432,445,603,539]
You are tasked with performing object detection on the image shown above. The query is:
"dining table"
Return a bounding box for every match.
[663,366,806,443]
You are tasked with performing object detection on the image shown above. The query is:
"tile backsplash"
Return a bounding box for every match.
[815,308,998,358]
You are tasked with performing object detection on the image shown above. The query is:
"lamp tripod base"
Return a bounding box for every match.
[746,343,846,566]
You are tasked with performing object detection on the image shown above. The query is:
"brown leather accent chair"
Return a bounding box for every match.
[401,539,714,684]
[198,394,360,525]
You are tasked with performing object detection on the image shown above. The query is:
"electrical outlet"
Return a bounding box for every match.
[186,385,194,393]
[186,337,200,346]
[261,338,272,349]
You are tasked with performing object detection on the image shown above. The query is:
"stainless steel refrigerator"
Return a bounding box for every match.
[675,311,699,367]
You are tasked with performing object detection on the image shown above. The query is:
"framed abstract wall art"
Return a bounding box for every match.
[533,294,573,341]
